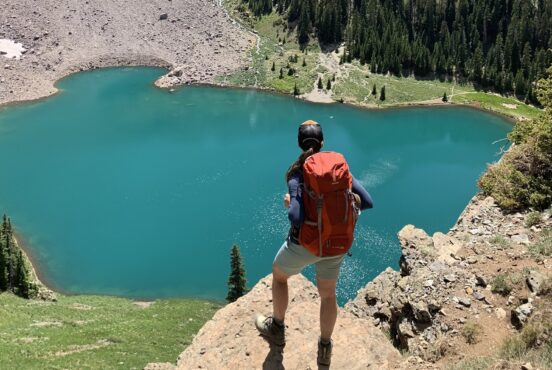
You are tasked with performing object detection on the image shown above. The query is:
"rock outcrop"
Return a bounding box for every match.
[346,225,468,360]
[346,194,552,365]
[146,274,401,370]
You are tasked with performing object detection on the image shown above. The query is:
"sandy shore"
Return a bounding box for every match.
[0,0,255,106]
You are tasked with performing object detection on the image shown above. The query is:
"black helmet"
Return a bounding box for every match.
[298,120,323,152]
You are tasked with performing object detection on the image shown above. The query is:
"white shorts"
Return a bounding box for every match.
[273,240,346,280]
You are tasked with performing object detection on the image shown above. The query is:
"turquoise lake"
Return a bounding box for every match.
[0,68,511,304]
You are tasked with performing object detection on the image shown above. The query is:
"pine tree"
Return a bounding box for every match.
[332,74,336,82]
[271,61,276,72]
[372,84,377,96]
[3,224,15,289]
[326,79,332,90]
[380,86,386,101]
[318,77,323,89]
[298,3,310,45]
[279,68,284,79]
[226,245,246,303]
[442,92,448,102]
[0,227,7,292]
[515,70,527,97]
[293,82,300,96]
[15,250,32,298]
[302,58,307,67]
[287,68,294,76]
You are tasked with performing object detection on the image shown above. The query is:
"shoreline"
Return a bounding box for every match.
[12,231,61,292]
[0,61,517,127]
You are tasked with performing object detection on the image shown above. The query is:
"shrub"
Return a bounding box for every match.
[529,229,552,258]
[491,274,513,296]
[525,211,543,227]
[489,234,511,249]
[462,321,482,344]
[479,67,552,212]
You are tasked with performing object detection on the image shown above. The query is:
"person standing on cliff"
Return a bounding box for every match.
[255,120,373,366]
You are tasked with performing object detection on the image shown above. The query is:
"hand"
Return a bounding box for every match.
[352,193,361,208]
[284,193,290,209]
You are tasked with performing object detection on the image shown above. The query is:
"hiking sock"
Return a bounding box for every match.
[320,337,331,345]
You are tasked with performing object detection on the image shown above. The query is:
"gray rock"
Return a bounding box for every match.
[443,274,456,283]
[412,301,432,323]
[378,304,392,320]
[511,234,530,245]
[159,13,168,20]
[427,300,441,313]
[472,291,485,301]
[511,303,534,329]
[526,270,545,295]
[475,274,488,287]
[458,297,472,307]
[469,228,480,235]
[398,318,415,348]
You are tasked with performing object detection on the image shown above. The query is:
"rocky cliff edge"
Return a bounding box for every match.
[145,274,401,370]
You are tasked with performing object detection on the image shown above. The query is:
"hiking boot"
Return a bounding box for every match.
[317,337,333,366]
[254,314,285,346]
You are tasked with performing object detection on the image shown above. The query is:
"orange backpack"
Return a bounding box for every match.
[299,151,358,257]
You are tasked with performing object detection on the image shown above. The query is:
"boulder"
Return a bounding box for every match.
[398,225,434,275]
[526,270,545,295]
[511,303,534,329]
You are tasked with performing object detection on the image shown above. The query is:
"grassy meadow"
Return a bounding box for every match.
[0,293,219,369]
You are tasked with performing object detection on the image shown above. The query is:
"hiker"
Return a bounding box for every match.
[255,120,373,366]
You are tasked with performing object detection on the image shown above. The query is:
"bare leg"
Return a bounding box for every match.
[317,277,338,340]
[272,264,290,322]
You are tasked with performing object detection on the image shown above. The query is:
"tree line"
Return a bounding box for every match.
[0,215,35,298]
[243,0,552,104]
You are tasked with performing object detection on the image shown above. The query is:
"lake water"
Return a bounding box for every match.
[0,68,511,304]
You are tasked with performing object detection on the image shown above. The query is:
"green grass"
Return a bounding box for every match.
[452,92,541,121]
[489,234,512,249]
[448,357,492,370]
[529,229,552,258]
[0,292,219,369]
[333,65,475,106]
